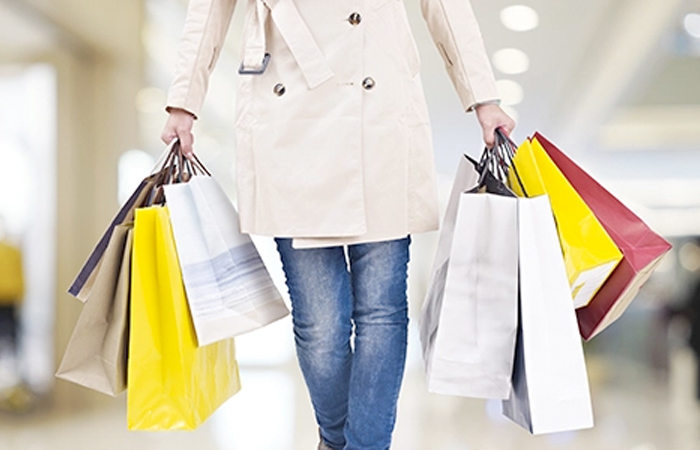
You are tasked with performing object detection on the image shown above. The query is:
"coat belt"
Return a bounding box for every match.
[240,0,334,89]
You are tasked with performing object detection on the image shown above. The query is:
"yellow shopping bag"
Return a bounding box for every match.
[127,205,241,430]
[508,137,622,308]
[0,240,24,303]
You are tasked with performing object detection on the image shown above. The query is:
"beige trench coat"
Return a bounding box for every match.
[167,0,500,247]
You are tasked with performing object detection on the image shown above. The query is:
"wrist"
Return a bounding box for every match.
[166,106,197,120]
[469,99,501,112]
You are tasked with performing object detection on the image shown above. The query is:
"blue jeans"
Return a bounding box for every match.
[275,237,411,450]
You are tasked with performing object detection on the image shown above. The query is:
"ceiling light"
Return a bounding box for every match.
[492,48,530,75]
[679,240,700,272]
[684,13,700,39]
[496,79,524,106]
[500,5,539,32]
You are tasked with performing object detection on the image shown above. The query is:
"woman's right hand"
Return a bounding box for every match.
[474,103,516,148]
[161,108,196,160]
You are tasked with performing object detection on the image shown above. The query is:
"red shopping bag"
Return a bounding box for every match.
[533,132,672,340]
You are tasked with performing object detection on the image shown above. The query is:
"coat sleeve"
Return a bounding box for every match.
[166,0,238,118]
[420,0,500,112]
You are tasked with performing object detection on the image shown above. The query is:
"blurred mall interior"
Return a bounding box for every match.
[1,0,700,448]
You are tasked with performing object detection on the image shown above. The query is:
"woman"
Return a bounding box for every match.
[162,0,514,448]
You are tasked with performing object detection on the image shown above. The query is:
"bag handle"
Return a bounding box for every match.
[145,141,216,206]
[494,128,528,197]
[478,128,528,197]
[477,128,511,184]
[187,152,212,177]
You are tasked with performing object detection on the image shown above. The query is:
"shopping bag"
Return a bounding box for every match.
[164,175,288,346]
[127,205,241,430]
[421,154,518,399]
[534,133,673,340]
[502,195,594,434]
[508,138,622,308]
[66,139,184,302]
[56,224,132,396]
[0,240,24,303]
[67,175,157,302]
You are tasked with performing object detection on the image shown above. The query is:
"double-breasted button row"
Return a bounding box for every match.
[348,12,362,26]
[271,77,375,95]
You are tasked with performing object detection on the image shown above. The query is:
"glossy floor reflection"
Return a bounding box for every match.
[1,315,700,450]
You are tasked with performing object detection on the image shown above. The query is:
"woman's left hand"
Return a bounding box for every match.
[475,103,516,147]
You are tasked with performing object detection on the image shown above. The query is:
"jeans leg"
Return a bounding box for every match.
[344,237,411,450]
[275,238,353,449]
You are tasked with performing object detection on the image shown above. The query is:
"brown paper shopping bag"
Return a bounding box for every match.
[56,224,133,396]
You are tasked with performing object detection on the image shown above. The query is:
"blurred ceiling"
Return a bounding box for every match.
[1,0,699,236]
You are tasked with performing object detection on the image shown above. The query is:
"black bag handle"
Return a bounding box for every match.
[496,129,528,197]
[472,127,529,197]
[142,140,217,206]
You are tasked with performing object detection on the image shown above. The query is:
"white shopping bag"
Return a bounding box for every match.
[164,175,289,346]
[420,155,519,399]
[502,195,594,434]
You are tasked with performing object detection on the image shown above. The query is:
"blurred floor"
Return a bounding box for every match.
[1,317,699,450]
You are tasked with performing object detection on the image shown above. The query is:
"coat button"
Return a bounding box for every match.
[348,12,362,26]
[362,77,375,90]
[273,83,286,96]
